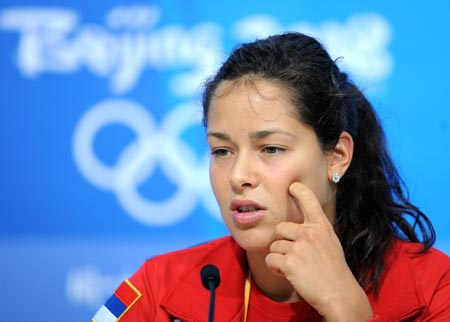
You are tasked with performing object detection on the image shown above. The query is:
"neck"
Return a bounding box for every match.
[246,251,301,303]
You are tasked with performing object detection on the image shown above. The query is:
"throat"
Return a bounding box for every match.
[246,251,301,303]
[256,280,301,303]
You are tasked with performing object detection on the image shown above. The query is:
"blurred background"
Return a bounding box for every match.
[1,1,449,321]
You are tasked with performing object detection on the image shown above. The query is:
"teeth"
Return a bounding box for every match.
[238,206,258,213]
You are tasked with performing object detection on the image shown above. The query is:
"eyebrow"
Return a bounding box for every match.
[207,131,231,141]
[249,129,296,140]
[207,129,296,141]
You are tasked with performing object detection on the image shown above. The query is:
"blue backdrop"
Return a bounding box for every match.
[1,1,449,321]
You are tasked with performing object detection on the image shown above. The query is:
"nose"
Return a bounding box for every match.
[228,151,258,192]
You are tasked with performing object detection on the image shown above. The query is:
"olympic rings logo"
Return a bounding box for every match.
[72,99,221,226]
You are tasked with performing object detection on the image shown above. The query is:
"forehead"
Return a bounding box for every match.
[213,78,291,102]
[209,78,296,121]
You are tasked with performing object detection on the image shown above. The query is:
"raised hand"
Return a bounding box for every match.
[265,182,373,322]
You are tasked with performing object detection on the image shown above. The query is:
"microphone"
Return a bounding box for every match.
[200,264,221,322]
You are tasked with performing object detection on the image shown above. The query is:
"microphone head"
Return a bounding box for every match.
[200,264,221,290]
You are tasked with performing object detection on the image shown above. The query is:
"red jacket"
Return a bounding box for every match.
[92,236,450,321]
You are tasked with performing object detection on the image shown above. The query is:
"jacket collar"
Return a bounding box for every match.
[160,238,426,321]
[160,237,247,322]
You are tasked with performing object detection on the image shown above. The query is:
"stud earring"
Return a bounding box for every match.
[332,173,341,183]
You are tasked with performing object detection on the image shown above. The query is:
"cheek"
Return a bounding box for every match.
[266,163,308,221]
[209,166,219,191]
[209,165,227,201]
[268,163,302,188]
[275,155,328,189]
[265,167,299,202]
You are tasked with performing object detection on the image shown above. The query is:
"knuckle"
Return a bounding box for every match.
[269,240,278,252]
[284,254,297,270]
[276,221,287,232]
[265,253,276,267]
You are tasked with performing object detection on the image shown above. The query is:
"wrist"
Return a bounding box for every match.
[320,282,373,322]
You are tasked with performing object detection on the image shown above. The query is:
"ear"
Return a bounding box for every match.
[327,131,354,181]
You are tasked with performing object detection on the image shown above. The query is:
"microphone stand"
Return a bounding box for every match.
[206,277,216,322]
[201,264,221,322]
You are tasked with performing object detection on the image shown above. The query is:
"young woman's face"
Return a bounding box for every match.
[207,79,337,254]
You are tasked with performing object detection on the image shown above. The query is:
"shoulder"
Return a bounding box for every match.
[371,240,450,320]
[92,236,241,322]
[133,235,243,303]
[390,240,450,306]
[393,240,450,275]
[379,239,450,291]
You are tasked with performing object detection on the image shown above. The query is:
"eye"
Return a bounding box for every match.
[211,148,230,157]
[263,146,285,155]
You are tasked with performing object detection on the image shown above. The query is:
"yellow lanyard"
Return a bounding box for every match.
[243,270,251,322]
[243,271,325,322]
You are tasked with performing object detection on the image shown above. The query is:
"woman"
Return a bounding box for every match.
[92,32,450,322]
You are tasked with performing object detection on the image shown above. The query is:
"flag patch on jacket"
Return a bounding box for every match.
[92,279,142,322]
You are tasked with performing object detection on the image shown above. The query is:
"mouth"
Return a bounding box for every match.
[230,200,266,224]
[231,199,264,212]
[237,205,260,213]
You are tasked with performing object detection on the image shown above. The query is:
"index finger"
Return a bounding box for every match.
[288,182,331,225]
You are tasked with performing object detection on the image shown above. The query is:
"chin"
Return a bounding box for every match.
[231,229,273,254]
